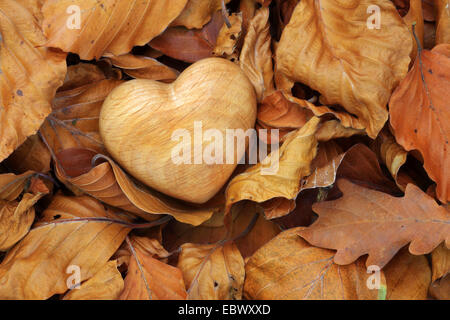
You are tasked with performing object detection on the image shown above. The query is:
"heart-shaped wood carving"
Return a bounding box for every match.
[100,58,256,204]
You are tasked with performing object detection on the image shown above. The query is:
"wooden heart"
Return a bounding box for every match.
[100,58,256,203]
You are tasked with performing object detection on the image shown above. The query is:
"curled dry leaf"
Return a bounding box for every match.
[121,243,187,300]
[225,116,320,213]
[389,44,450,203]
[383,248,431,300]
[299,179,450,269]
[244,228,384,300]
[435,0,450,44]
[429,274,450,300]
[40,78,124,155]
[42,0,188,60]
[0,0,67,162]
[239,7,274,102]
[177,241,245,300]
[4,135,51,174]
[0,195,130,299]
[150,11,224,63]
[172,0,231,29]
[0,192,45,251]
[0,171,35,201]
[213,13,242,59]
[431,243,450,281]
[103,53,179,81]
[55,149,215,226]
[276,0,412,138]
[63,260,124,300]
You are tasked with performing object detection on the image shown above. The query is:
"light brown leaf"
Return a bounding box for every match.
[300,179,450,268]
[103,53,179,81]
[121,244,186,300]
[0,0,67,161]
[429,274,450,299]
[403,0,424,61]
[4,135,51,173]
[0,195,130,299]
[383,248,431,300]
[244,228,384,300]
[213,13,242,59]
[42,0,188,60]
[276,0,412,138]
[239,7,274,101]
[225,116,320,212]
[0,171,35,201]
[0,192,45,251]
[54,149,215,226]
[178,241,245,300]
[389,44,450,203]
[63,260,124,300]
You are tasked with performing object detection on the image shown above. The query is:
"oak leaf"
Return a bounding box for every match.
[299,179,450,268]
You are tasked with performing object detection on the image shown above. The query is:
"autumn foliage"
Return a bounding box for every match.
[0,0,449,300]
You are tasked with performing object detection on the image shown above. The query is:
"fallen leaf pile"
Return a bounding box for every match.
[0,0,448,300]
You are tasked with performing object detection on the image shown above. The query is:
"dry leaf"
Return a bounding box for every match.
[276,0,412,138]
[0,195,130,299]
[55,149,215,226]
[403,0,424,61]
[103,53,179,81]
[213,13,242,58]
[225,116,320,212]
[429,274,450,299]
[0,171,35,201]
[63,260,124,300]
[150,11,224,63]
[239,7,274,101]
[0,192,45,251]
[172,0,231,29]
[42,0,188,60]
[431,243,450,281]
[389,44,450,203]
[383,248,431,300]
[244,228,384,300]
[435,0,450,44]
[178,241,245,300]
[121,244,186,300]
[300,179,450,268]
[4,135,51,174]
[0,0,66,162]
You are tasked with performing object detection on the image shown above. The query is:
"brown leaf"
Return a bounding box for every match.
[225,117,320,212]
[103,53,179,81]
[150,11,224,63]
[172,0,231,29]
[435,0,450,44]
[0,195,130,299]
[239,7,274,101]
[42,0,188,60]
[178,241,245,299]
[389,44,450,203]
[244,228,384,300]
[383,248,431,300]
[299,179,450,268]
[0,0,67,162]
[0,171,35,201]
[0,192,45,251]
[431,243,450,281]
[276,0,412,138]
[121,243,186,300]
[40,78,124,155]
[63,260,124,300]
[4,135,51,174]
[429,274,450,299]
[403,0,424,62]
[55,149,215,226]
